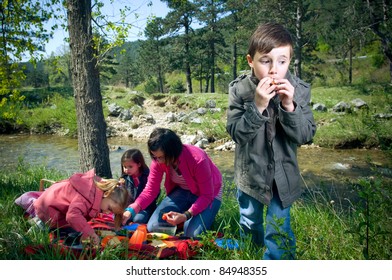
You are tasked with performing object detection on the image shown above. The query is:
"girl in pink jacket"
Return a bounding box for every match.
[123,128,223,238]
[33,169,129,245]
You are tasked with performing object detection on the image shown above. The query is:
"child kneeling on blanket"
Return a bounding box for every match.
[33,169,129,245]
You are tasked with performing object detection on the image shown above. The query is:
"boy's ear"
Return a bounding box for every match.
[246,54,253,68]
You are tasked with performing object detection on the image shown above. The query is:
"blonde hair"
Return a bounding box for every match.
[96,179,122,197]
[95,179,129,228]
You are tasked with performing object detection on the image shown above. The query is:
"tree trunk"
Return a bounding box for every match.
[199,59,203,92]
[232,42,237,80]
[184,21,193,94]
[349,38,353,84]
[66,0,112,178]
[125,68,129,88]
[210,41,215,93]
[366,0,392,83]
[158,69,164,93]
[186,63,192,94]
[67,59,72,87]
[294,0,303,78]
[390,62,392,84]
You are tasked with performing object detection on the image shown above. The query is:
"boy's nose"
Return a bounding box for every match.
[269,64,277,74]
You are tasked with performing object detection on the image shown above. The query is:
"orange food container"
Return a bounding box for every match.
[128,224,147,245]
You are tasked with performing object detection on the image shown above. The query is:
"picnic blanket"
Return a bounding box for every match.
[16,189,231,260]
[23,213,202,260]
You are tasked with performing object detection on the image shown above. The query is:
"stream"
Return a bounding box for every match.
[1,134,391,205]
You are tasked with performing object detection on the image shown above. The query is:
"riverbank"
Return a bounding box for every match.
[2,133,391,212]
[1,84,392,150]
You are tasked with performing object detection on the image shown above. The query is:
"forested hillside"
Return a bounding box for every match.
[4,0,391,97]
[1,0,391,175]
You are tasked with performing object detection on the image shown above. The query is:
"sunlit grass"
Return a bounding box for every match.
[1,164,390,260]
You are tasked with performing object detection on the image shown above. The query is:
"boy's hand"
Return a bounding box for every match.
[254,77,278,113]
[274,78,295,112]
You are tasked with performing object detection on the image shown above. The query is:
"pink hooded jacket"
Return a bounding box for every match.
[33,169,103,238]
[133,144,222,216]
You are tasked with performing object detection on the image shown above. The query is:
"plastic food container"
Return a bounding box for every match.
[129,224,147,245]
[155,223,177,236]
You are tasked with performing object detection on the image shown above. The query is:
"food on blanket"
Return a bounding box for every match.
[150,239,168,248]
[101,235,127,247]
[147,232,170,240]
[98,230,116,237]
[156,223,177,236]
[107,236,123,246]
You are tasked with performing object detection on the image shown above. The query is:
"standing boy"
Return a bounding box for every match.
[226,22,317,259]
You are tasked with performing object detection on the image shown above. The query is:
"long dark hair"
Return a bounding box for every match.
[147,128,183,165]
[120,149,148,176]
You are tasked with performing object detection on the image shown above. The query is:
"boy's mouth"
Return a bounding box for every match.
[270,79,277,86]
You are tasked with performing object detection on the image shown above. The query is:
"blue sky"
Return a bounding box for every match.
[44,0,169,56]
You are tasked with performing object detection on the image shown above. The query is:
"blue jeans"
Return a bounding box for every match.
[147,187,221,238]
[132,209,154,224]
[237,186,296,260]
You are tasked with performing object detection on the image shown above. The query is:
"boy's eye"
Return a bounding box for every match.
[260,60,270,64]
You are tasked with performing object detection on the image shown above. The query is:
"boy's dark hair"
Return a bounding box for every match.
[248,22,294,59]
[120,149,148,175]
[148,128,183,165]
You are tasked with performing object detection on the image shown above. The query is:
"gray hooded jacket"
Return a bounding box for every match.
[226,72,317,208]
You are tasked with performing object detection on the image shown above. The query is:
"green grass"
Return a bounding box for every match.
[1,164,390,260]
[20,94,78,136]
[311,84,392,149]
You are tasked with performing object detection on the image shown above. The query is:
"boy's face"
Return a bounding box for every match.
[247,45,291,81]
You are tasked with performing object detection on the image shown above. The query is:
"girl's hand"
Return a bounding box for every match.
[254,77,278,113]
[122,210,131,225]
[91,233,100,246]
[81,233,100,247]
[162,211,187,226]
[274,78,295,112]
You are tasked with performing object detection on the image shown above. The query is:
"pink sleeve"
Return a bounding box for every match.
[188,158,215,216]
[134,160,164,212]
[66,197,95,238]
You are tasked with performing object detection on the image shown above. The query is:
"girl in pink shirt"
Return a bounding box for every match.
[123,128,222,238]
[33,169,129,245]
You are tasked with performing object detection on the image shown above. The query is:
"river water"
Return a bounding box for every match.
[1,134,391,202]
